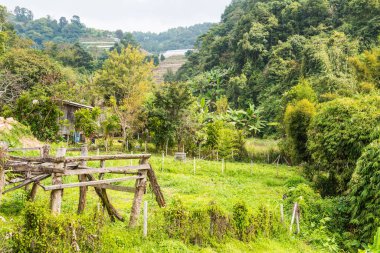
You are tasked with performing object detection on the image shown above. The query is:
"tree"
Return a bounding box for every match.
[58,17,68,30]
[350,45,380,89]
[115,29,124,40]
[307,96,380,195]
[95,45,154,149]
[111,33,139,54]
[74,107,101,143]
[349,139,380,244]
[0,70,22,108]
[147,82,193,152]
[101,113,119,151]
[14,6,33,23]
[284,99,316,164]
[224,104,266,137]
[0,48,62,90]
[13,88,62,141]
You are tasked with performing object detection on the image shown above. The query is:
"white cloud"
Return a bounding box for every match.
[2,0,231,32]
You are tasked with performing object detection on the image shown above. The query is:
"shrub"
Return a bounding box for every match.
[11,202,104,252]
[349,139,380,244]
[208,202,230,241]
[284,184,342,251]
[283,99,316,164]
[13,88,63,141]
[232,202,249,241]
[282,79,318,106]
[307,96,380,194]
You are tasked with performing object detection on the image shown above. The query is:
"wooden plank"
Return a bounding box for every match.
[66,147,99,152]
[129,158,149,227]
[42,176,143,191]
[50,148,66,215]
[78,146,88,214]
[8,147,42,151]
[8,154,151,163]
[64,164,150,176]
[147,166,166,207]
[8,163,65,173]
[0,161,4,199]
[3,174,50,194]
[86,174,124,222]
[30,145,50,201]
[64,154,151,163]
[97,184,135,193]
[9,155,65,163]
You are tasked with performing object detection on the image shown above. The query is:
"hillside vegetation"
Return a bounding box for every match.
[133,23,213,53]
[7,7,212,54]
[153,55,187,83]
[0,0,379,252]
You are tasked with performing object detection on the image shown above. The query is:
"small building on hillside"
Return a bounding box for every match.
[56,100,93,142]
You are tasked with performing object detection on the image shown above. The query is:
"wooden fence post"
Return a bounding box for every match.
[280,204,284,224]
[0,148,6,201]
[77,145,88,214]
[143,201,148,237]
[29,145,50,201]
[296,206,300,234]
[161,152,164,171]
[129,157,148,227]
[193,157,196,175]
[50,147,66,215]
[290,202,298,233]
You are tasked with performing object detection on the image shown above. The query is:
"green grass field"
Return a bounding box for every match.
[0,151,322,252]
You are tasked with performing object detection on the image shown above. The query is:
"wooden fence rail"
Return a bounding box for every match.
[0,145,165,227]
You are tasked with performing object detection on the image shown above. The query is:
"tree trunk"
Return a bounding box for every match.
[122,127,127,151]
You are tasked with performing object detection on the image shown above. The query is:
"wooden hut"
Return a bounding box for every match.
[57,100,93,142]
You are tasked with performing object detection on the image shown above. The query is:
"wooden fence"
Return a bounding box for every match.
[0,145,165,227]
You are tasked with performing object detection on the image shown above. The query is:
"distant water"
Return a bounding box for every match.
[163,49,193,57]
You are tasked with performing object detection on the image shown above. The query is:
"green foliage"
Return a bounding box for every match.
[224,104,266,137]
[44,42,95,71]
[307,96,380,194]
[132,23,213,54]
[11,202,104,252]
[164,199,283,246]
[367,228,380,253]
[74,107,101,140]
[101,113,120,150]
[349,139,380,244]
[283,80,317,106]
[284,99,316,164]
[217,124,245,160]
[232,202,249,241]
[147,82,193,151]
[0,47,62,90]
[12,89,62,141]
[12,8,87,45]
[284,184,341,251]
[350,45,380,89]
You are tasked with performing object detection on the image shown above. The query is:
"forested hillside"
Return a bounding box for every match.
[132,23,213,53]
[176,0,379,130]
[7,6,211,53]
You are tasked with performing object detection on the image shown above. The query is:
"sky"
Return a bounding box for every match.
[1,0,231,33]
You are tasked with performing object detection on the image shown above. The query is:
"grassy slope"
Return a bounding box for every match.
[0,152,320,252]
[153,55,187,83]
